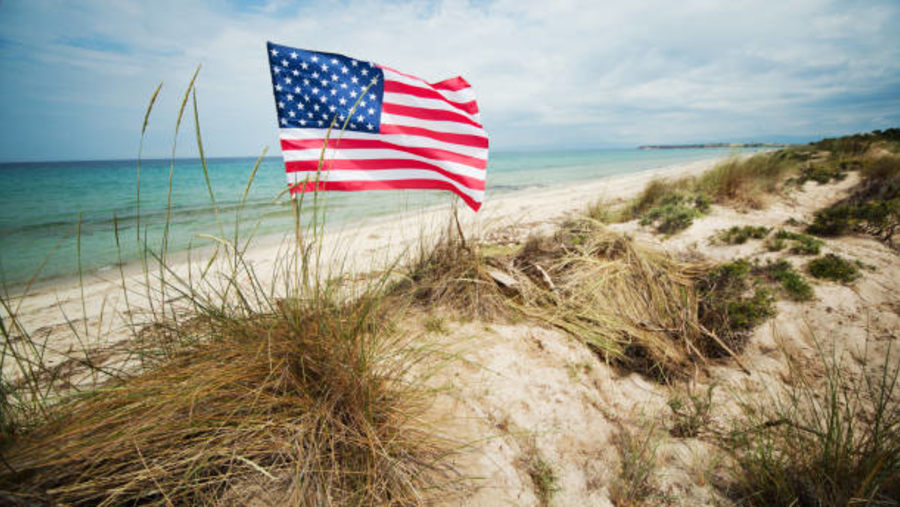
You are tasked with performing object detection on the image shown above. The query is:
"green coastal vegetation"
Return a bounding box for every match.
[594,128,900,244]
[715,225,770,245]
[1,75,899,507]
[807,253,862,283]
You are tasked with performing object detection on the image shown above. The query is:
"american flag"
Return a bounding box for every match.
[266,42,488,211]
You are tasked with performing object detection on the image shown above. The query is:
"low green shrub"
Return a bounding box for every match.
[759,260,814,301]
[765,236,786,252]
[716,226,770,245]
[807,205,854,236]
[807,254,861,283]
[696,260,775,355]
[795,164,847,185]
[765,229,823,255]
[639,192,710,234]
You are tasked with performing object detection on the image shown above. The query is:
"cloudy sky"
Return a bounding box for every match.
[1,0,898,161]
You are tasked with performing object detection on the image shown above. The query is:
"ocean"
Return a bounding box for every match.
[0,148,763,288]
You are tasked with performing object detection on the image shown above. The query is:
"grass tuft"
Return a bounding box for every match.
[393,223,510,320]
[0,279,451,505]
[586,199,615,223]
[528,457,560,506]
[694,152,796,208]
[725,341,900,506]
[622,179,710,234]
[611,421,660,505]
[515,222,728,379]
[626,178,690,219]
[668,384,715,438]
[509,221,775,379]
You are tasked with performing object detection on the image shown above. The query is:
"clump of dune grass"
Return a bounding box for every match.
[807,254,861,283]
[392,221,511,320]
[715,226,770,245]
[586,199,615,223]
[0,73,453,504]
[694,152,797,208]
[724,340,900,505]
[625,178,692,219]
[511,220,757,379]
[1,282,451,504]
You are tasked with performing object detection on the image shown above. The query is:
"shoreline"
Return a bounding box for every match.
[7,154,735,301]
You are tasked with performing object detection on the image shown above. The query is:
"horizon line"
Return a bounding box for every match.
[0,141,804,165]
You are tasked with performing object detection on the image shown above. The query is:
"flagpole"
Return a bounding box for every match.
[451,196,468,251]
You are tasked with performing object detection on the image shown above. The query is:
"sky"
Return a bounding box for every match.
[0,0,898,162]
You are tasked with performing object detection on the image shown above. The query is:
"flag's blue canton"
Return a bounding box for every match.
[267,42,384,133]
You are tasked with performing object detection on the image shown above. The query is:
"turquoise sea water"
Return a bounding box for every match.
[0,148,764,287]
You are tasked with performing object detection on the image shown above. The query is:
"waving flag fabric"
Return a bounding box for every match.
[266,42,489,211]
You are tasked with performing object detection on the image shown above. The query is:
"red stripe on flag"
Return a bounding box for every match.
[379,124,489,149]
[289,179,482,211]
[431,76,471,92]
[382,102,483,128]
[280,138,487,170]
[380,65,473,93]
[284,159,486,191]
[383,80,478,115]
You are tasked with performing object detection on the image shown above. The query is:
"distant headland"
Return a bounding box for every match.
[638,142,790,150]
